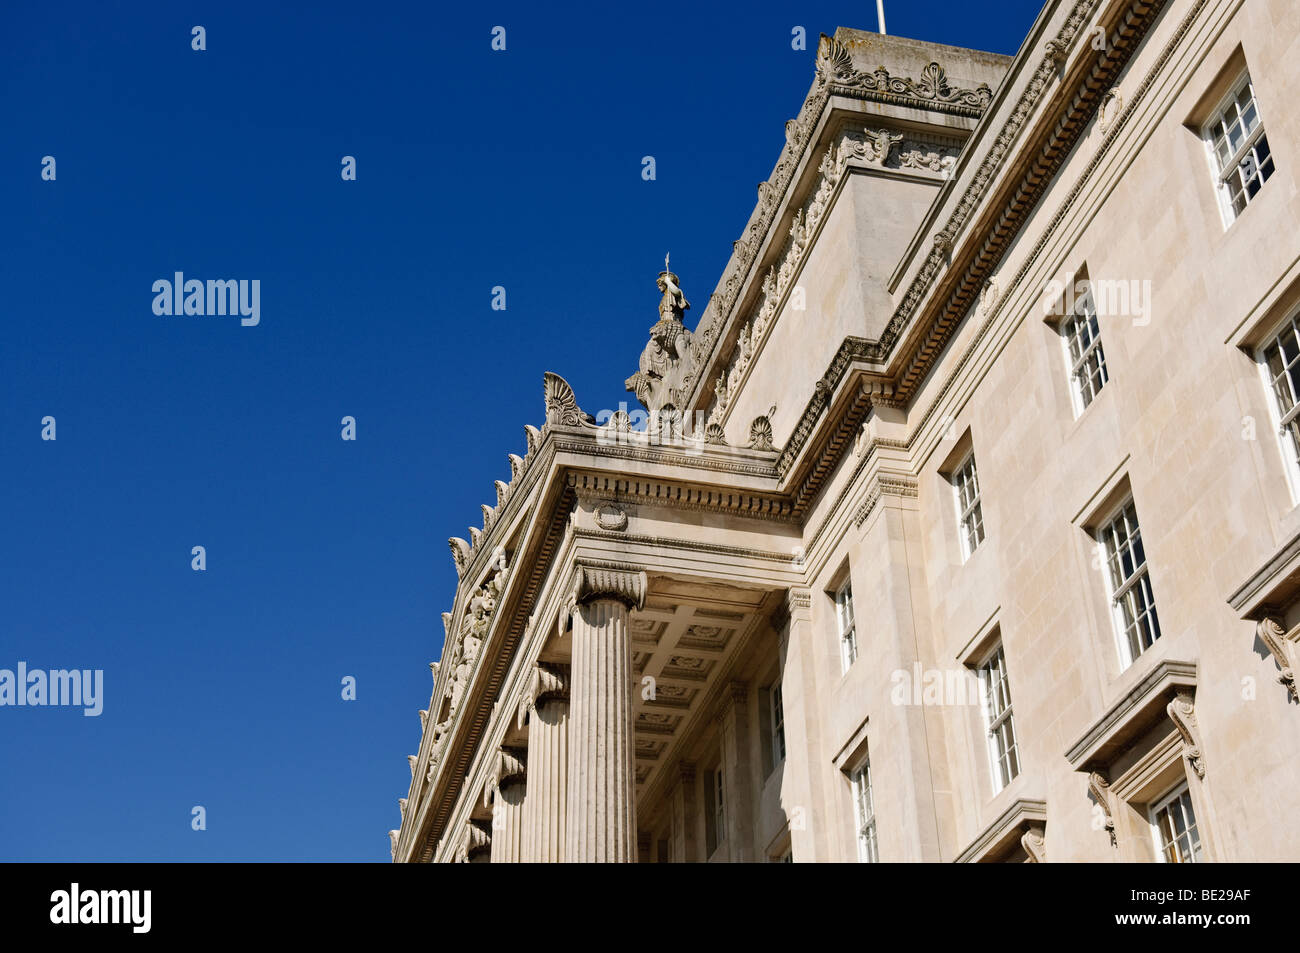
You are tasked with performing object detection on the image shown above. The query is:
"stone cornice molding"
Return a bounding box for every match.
[816,40,994,115]
[1256,618,1299,703]
[515,663,570,729]
[1229,523,1300,617]
[853,473,920,527]
[954,797,1047,863]
[566,470,795,523]
[1066,659,1198,771]
[568,564,649,611]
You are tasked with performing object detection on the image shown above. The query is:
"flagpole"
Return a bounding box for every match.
[877,0,887,35]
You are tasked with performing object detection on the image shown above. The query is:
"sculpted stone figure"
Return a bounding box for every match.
[657,256,690,321]
[444,559,509,716]
[626,255,698,414]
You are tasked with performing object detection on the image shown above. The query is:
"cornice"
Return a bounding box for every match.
[853,474,921,527]
[1065,659,1198,770]
[954,797,1048,863]
[567,470,795,523]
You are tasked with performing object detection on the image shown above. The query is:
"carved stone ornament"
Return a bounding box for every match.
[388,829,400,861]
[443,558,510,720]
[979,277,999,316]
[544,371,596,427]
[815,37,993,112]
[569,565,648,611]
[1166,690,1206,779]
[448,537,471,576]
[594,502,628,532]
[1020,824,1046,863]
[1256,617,1298,702]
[748,405,777,451]
[1088,771,1117,847]
[1098,86,1123,134]
[407,754,417,777]
[863,127,904,166]
[516,663,570,729]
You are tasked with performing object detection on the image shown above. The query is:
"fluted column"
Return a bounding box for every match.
[564,565,647,862]
[673,761,699,863]
[518,664,569,862]
[718,681,755,862]
[485,747,527,863]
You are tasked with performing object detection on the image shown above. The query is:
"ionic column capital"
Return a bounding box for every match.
[483,746,527,808]
[568,564,648,611]
[516,663,571,729]
[456,820,492,862]
[713,680,749,725]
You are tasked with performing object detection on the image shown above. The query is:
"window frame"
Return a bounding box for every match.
[1256,304,1300,502]
[850,756,879,863]
[1200,70,1273,225]
[1096,498,1162,670]
[1060,283,1109,416]
[703,762,725,857]
[953,451,986,561]
[834,578,858,672]
[977,643,1020,794]
[769,681,786,767]
[1149,780,1203,864]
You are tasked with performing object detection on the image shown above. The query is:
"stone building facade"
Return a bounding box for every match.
[392,0,1300,862]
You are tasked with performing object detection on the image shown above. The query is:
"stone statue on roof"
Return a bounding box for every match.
[657,254,690,323]
[626,254,698,414]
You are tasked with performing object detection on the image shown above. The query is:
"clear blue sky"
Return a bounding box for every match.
[0,0,1041,861]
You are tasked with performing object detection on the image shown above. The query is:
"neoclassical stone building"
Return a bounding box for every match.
[392,0,1300,862]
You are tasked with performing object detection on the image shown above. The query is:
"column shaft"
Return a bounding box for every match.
[522,696,568,862]
[566,598,636,861]
[489,779,526,862]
